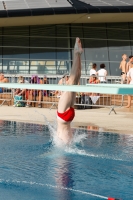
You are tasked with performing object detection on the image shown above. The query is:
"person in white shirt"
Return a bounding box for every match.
[97,63,107,83]
[125,66,133,108]
[126,55,133,74]
[89,63,97,76]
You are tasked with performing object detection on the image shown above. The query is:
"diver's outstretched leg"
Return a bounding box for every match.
[67,37,83,86]
[58,38,83,113]
[57,38,83,145]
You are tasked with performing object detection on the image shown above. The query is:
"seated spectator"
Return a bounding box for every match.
[89,63,97,76]
[88,74,100,97]
[14,76,28,97]
[54,74,69,96]
[13,76,28,107]
[0,73,9,93]
[97,63,107,83]
[40,75,49,96]
[26,75,42,108]
[80,74,100,107]
[58,73,69,85]
[40,75,49,84]
[89,74,100,84]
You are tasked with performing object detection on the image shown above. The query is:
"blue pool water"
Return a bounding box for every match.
[0,120,133,200]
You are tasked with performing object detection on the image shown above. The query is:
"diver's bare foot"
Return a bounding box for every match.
[74,37,83,54]
[125,105,131,108]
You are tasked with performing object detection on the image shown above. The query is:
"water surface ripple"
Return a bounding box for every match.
[0,120,133,200]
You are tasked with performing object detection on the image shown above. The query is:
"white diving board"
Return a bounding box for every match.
[0,83,133,95]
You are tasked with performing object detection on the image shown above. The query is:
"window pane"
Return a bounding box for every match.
[84,39,107,49]
[107,28,129,40]
[56,49,69,60]
[3,36,29,47]
[56,38,69,60]
[83,23,106,28]
[3,47,29,59]
[129,23,133,51]
[110,62,122,76]
[71,24,84,38]
[108,40,130,50]
[3,59,29,74]
[109,50,131,62]
[83,25,107,39]
[3,26,29,36]
[30,61,56,75]
[56,25,69,37]
[56,38,69,48]
[56,60,70,75]
[84,39,108,73]
[85,48,108,61]
[0,48,2,58]
[30,48,56,60]
[107,23,129,29]
[30,25,56,37]
[30,37,56,48]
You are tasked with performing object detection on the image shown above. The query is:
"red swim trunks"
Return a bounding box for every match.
[57,107,75,122]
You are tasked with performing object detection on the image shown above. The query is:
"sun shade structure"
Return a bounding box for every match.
[79,0,133,6]
[0,0,72,10]
[0,0,133,18]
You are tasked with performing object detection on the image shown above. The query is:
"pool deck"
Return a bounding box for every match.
[0,106,133,134]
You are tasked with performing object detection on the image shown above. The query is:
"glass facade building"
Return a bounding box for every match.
[0,22,133,76]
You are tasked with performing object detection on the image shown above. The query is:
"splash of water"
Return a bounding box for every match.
[35,111,127,162]
[35,110,87,148]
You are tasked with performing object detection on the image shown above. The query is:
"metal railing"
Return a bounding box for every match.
[0,74,129,114]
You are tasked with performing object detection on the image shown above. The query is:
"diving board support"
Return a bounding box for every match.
[108,95,124,115]
[0,99,10,107]
[49,102,57,110]
[108,106,117,115]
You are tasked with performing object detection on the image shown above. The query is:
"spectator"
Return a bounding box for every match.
[40,75,49,96]
[13,76,28,107]
[127,55,133,74]
[58,73,69,85]
[125,65,133,108]
[89,74,100,84]
[97,63,107,83]
[40,75,49,85]
[14,76,28,97]
[89,74,100,97]
[43,75,49,84]
[26,75,42,108]
[80,75,100,108]
[54,74,69,96]
[119,54,127,83]
[0,73,9,93]
[89,63,97,76]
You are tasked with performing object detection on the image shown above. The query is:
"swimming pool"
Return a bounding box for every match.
[0,120,133,200]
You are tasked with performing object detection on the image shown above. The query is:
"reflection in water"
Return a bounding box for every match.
[0,120,4,132]
[0,120,47,136]
[79,125,105,132]
[54,155,74,200]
